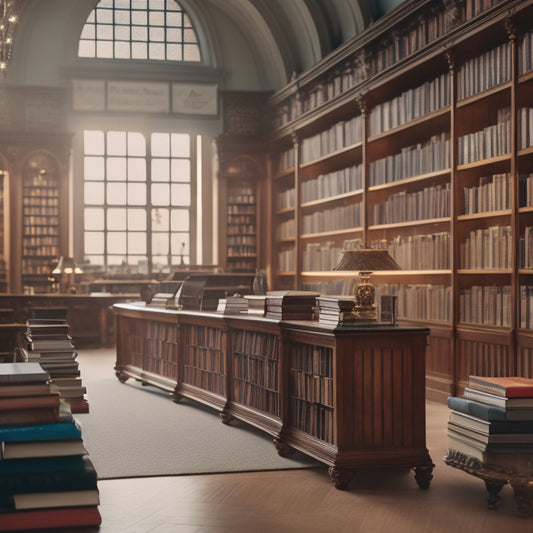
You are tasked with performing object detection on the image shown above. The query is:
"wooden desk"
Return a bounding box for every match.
[444,449,533,517]
[113,303,434,490]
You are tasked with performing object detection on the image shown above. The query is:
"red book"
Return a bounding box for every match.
[0,394,61,411]
[468,376,533,398]
[0,506,101,531]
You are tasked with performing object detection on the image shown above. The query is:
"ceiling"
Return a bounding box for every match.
[5,0,405,91]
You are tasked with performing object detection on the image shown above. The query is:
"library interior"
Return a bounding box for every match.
[2,0,533,531]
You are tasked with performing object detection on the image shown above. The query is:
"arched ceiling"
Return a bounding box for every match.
[5,0,404,91]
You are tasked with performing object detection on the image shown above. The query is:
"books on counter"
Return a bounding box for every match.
[217,296,248,315]
[467,375,533,398]
[244,294,267,316]
[462,386,533,409]
[265,290,319,320]
[316,295,357,326]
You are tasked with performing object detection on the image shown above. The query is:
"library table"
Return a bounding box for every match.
[113,303,434,490]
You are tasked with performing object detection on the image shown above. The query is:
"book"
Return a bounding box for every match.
[0,421,82,443]
[1,439,87,460]
[24,323,70,336]
[463,386,533,409]
[12,489,100,510]
[0,394,61,412]
[0,407,61,427]
[0,382,54,398]
[448,421,533,445]
[0,363,49,384]
[0,455,97,498]
[447,396,533,421]
[468,375,533,398]
[0,506,102,531]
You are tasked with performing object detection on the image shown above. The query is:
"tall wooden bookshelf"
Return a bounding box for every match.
[263,0,533,401]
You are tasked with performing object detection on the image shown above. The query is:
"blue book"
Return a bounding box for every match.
[447,396,533,421]
[0,421,82,443]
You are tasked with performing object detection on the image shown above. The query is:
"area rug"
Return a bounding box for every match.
[75,375,320,480]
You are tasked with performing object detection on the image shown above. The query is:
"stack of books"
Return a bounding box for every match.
[446,375,533,460]
[18,316,88,414]
[315,296,357,326]
[265,291,320,320]
[244,295,267,316]
[0,362,101,531]
[216,296,248,315]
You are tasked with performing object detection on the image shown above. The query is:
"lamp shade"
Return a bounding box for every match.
[52,257,83,275]
[334,249,401,272]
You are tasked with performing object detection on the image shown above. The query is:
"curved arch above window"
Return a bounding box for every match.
[78,0,201,63]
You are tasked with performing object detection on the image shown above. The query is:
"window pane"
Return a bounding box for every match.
[96,9,113,24]
[149,12,165,26]
[115,25,130,41]
[108,255,125,266]
[107,208,127,230]
[128,208,147,230]
[128,182,147,205]
[85,255,104,267]
[152,208,169,231]
[184,44,200,61]
[131,11,147,25]
[107,182,127,204]
[171,209,189,231]
[131,26,148,41]
[108,232,127,254]
[152,183,170,205]
[167,28,181,42]
[107,157,127,180]
[127,158,146,181]
[85,232,104,254]
[85,182,105,204]
[128,232,146,254]
[98,25,113,40]
[107,131,127,156]
[152,233,169,255]
[166,45,180,61]
[128,132,146,156]
[171,133,190,157]
[171,159,190,181]
[85,208,104,230]
[80,25,95,39]
[151,158,169,181]
[84,131,105,155]
[167,12,180,26]
[171,183,190,206]
[149,42,165,60]
[171,234,189,255]
[115,41,130,58]
[131,42,148,59]
[84,157,105,180]
[151,133,169,157]
[78,41,95,57]
[115,9,130,24]
[96,41,113,57]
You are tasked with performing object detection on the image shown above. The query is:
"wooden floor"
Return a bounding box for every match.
[74,349,533,533]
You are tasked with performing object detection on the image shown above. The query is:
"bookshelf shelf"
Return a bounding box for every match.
[114,303,433,490]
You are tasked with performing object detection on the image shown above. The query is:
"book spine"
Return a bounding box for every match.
[0,422,81,443]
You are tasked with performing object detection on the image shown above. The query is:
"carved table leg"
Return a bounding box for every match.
[219,411,233,424]
[511,483,533,517]
[413,463,434,490]
[273,438,295,458]
[328,467,354,490]
[171,391,183,403]
[484,479,505,510]
[115,371,129,383]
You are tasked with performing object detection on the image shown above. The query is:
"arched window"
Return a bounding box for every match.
[78,0,201,62]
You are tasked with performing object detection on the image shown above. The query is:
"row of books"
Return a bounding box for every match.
[300,115,363,164]
[227,187,255,205]
[519,172,533,208]
[275,147,295,174]
[457,41,511,101]
[518,107,533,150]
[459,225,512,270]
[372,183,451,225]
[232,381,279,416]
[447,375,533,463]
[276,218,295,240]
[302,242,343,272]
[459,285,511,327]
[233,356,278,391]
[368,133,450,187]
[233,330,279,358]
[301,164,363,204]
[289,399,333,444]
[277,249,295,272]
[182,324,224,349]
[457,108,511,165]
[289,371,334,408]
[520,27,533,75]
[184,346,224,374]
[182,366,224,395]
[519,286,533,329]
[265,291,318,321]
[276,187,295,210]
[463,173,511,215]
[302,202,362,235]
[370,232,450,271]
[368,73,450,137]
[0,362,101,531]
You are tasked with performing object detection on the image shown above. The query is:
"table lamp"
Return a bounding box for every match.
[52,256,83,293]
[333,249,401,321]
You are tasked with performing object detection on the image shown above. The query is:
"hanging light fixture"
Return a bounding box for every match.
[0,1,28,72]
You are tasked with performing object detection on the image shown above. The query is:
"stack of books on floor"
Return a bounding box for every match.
[265,290,319,320]
[17,312,88,414]
[0,362,101,531]
[316,295,357,326]
[446,375,533,460]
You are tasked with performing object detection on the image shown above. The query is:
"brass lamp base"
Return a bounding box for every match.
[351,271,378,322]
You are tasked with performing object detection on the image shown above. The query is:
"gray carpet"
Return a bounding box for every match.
[76,376,319,480]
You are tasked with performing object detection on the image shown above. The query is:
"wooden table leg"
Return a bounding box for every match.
[510,483,533,517]
[484,479,506,510]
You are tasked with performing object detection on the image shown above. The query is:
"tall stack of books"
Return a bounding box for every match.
[315,296,357,326]
[0,362,101,531]
[446,375,533,460]
[265,290,320,320]
[18,315,88,414]
[216,295,248,315]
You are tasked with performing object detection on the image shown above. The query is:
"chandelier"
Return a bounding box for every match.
[0,0,27,71]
